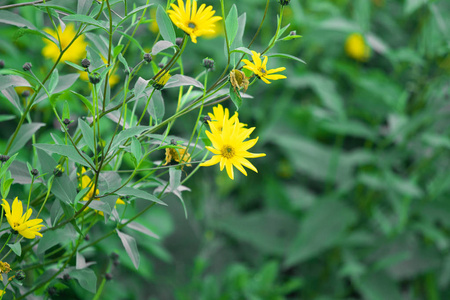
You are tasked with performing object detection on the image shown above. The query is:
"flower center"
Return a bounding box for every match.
[13,222,20,228]
[221,145,235,159]
[259,68,266,74]
[188,22,196,29]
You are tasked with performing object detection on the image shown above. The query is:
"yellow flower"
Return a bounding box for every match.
[79,168,124,216]
[1,198,44,239]
[152,72,171,90]
[345,33,371,62]
[200,111,266,180]
[0,261,11,281]
[229,69,249,92]
[42,24,88,63]
[149,8,159,33]
[167,0,222,44]
[242,51,286,84]
[164,146,192,167]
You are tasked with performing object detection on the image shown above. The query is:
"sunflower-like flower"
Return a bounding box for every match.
[0,261,11,281]
[167,0,222,44]
[207,104,248,136]
[152,72,171,90]
[242,51,286,84]
[42,24,88,63]
[79,168,124,216]
[200,107,266,180]
[345,33,370,62]
[1,198,44,239]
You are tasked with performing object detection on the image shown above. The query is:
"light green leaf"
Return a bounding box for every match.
[34,144,94,167]
[117,230,140,269]
[225,5,238,46]
[78,118,95,153]
[156,5,176,44]
[116,187,166,206]
[7,123,45,155]
[8,242,21,256]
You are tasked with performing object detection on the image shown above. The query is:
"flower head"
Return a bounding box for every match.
[229,69,249,92]
[242,51,286,84]
[0,261,11,281]
[42,24,88,63]
[152,72,171,90]
[167,0,222,44]
[164,146,192,167]
[207,104,247,135]
[201,106,266,180]
[1,198,44,239]
[79,168,124,216]
[345,33,370,62]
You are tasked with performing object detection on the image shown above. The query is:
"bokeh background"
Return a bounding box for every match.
[1,0,450,299]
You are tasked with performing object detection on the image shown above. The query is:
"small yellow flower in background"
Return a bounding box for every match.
[0,261,11,281]
[201,105,266,180]
[152,72,171,90]
[242,51,287,84]
[149,8,159,33]
[79,168,124,216]
[1,198,44,239]
[202,20,224,39]
[164,146,192,167]
[42,24,88,63]
[167,0,222,44]
[345,33,371,62]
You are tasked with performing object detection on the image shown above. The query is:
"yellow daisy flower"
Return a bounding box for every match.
[79,168,124,216]
[0,261,11,281]
[1,198,44,239]
[152,72,171,90]
[167,0,222,44]
[42,24,88,63]
[345,33,371,62]
[200,113,266,180]
[242,51,287,84]
[164,146,192,167]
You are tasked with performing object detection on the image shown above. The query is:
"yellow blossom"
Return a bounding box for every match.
[152,72,171,90]
[1,198,44,239]
[0,261,11,281]
[167,0,222,44]
[164,146,192,167]
[42,24,88,63]
[242,51,286,84]
[79,168,124,216]
[200,107,265,180]
[345,33,371,62]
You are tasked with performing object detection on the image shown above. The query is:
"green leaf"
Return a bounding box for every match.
[78,118,95,154]
[117,230,140,269]
[0,115,15,123]
[147,90,165,124]
[284,200,357,267]
[225,5,238,46]
[7,123,45,155]
[63,14,107,32]
[35,3,76,14]
[267,53,306,64]
[231,46,253,56]
[34,144,94,167]
[355,271,403,300]
[48,68,59,94]
[151,40,175,55]
[156,5,176,44]
[131,138,142,162]
[71,91,94,115]
[8,242,21,256]
[37,226,77,255]
[116,187,167,206]
[134,77,149,99]
[53,173,77,205]
[65,61,86,72]
[169,168,181,192]
[0,152,17,183]
[77,0,93,15]
[109,126,152,151]
[70,268,97,293]
[62,100,70,120]
[1,86,22,113]
[0,75,31,90]
[229,85,243,110]
[164,75,204,89]
[0,10,37,29]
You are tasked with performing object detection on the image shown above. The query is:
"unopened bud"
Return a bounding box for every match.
[202,58,215,70]
[63,118,71,126]
[105,273,113,280]
[81,58,90,69]
[0,155,10,162]
[16,270,25,281]
[22,90,30,98]
[203,115,211,123]
[22,62,32,71]
[290,30,296,36]
[31,169,39,177]
[63,274,71,281]
[279,0,290,5]
[143,53,152,63]
[158,62,164,68]
[0,60,4,69]
[84,234,90,241]
[89,72,101,85]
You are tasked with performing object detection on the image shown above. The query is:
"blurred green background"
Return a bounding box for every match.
[1,0,450,299]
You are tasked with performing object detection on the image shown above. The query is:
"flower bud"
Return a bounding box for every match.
[158,62,164,68]
[290,30,296,36]
[105,273,113,280]
[279,0,290,5]
[84,234,90,241]
[0,60,4,69]
[63,274,71,281]
[176,37,183,47]
[143,53,152,63]
[48,287,57,296]
[202,58,214,70]
[111,252,119,260]
[15,270,26,281]
[89,72,101,85]
[203,115,211,123]
[63,118,71,126]
[31,169,39,177]
[53,165,64,177]
[0,155,10,162]
[22,62,32,72]
[22,90,30,98]
[81,58,90,69]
